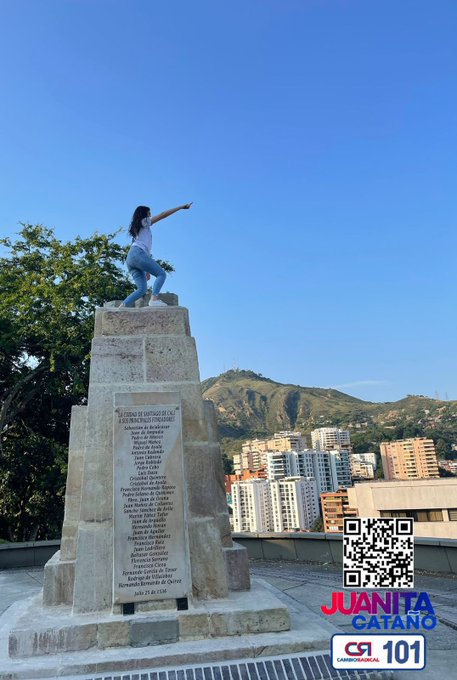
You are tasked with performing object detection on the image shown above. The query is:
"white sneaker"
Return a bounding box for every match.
[148,299,168,307]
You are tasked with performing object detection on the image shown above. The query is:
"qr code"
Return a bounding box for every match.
[343,517,414,589]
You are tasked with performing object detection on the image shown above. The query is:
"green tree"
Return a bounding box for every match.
[439,467,455,478]
[222,452,234,475]
[435,437,451,459]
[310,516,324,532]
[0,224,172,540]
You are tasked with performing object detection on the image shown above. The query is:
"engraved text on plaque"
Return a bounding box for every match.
[113,402,190,603]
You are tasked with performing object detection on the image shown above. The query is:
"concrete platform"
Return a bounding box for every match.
[6,560,457,679]
[6,580,291,659]
[0,576,331,679]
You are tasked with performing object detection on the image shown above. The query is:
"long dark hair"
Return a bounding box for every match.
[128,205,150,239]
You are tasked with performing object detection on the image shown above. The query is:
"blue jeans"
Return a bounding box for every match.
[123,246,167,307]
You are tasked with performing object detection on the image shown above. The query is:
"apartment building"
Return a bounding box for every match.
[349,455,375,480]
[231,479,273,532]
[347,479,457,539]
[225,469,267,496]
[311,427,352,451]
[242,432,306,454]
[265,449,352,496]
[380,438,439,480]
[267,431,307,452]
[351,452,377,469]
[236,432,306,474]
[231,476,319,533]
[270,477,319,532]
[241,438,270,455]
[321,489,358,533]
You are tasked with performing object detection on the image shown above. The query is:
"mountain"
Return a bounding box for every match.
[201,369,457,457]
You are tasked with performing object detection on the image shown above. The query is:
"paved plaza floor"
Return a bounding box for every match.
[1,561,457,679]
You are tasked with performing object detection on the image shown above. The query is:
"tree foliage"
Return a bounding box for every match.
[310,517,324,532]
[0,224,172,540]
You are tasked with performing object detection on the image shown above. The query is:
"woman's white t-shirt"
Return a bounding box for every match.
[133,226,152,255]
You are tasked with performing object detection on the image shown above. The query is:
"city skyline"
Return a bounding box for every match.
[228,428,455,537]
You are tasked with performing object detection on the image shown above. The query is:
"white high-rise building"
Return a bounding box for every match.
[266,451,298,479]
[232,476,319,532]
[327,449,353,490]
[270,477,319,531]
[351,452,377,470]
[266,450,352,496]
[231,479,273,532]
[349,456,375,479]
[311,427,352,452]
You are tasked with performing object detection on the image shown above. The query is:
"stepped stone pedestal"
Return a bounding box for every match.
[7,297,291,664]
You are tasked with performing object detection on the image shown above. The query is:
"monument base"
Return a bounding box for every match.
[0,580,332,680]
[7,580,289,659]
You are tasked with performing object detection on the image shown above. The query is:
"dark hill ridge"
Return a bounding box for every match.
[201,370,457,454]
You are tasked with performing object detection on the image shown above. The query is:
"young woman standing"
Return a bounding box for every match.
[122,202,192,307]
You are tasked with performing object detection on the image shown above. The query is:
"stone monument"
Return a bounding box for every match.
[7,296,291,663]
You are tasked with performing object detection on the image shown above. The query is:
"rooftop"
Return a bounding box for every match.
[1,560,457,680]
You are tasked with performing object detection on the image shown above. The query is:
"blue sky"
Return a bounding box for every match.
[1,0,456,403]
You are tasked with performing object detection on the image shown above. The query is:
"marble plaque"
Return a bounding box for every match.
[113,401,190,603]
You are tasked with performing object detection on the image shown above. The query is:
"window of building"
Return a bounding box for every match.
[380,509,443,522]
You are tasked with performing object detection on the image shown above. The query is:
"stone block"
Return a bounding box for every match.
[84,391,114,452]
[203,400,219,443]
[129,618,179,647]
[188,517,229,599]
[158,293,179,306]
[9,623,97,657]
[60,405,86,560]
[184,444,228,518]
[96,306,191,338]
[209,607,290,637]
[72,524,113,613]
[216,511,233,548]
[223,543,251,591]
[97,620,129,649]
[79,447,113,522]
[212,443,228,498]
[89,337,144,384]
[63,411,86,501]
[93,309,103,335]
[179,612,210,640]
[60,525,78,562]
[87,382,208,445]
[113,391,181,408]
[43,551,75,606]
[135,599,177,612]
[145,336,200,383]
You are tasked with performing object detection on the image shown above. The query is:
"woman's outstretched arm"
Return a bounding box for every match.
[150,202,193,225]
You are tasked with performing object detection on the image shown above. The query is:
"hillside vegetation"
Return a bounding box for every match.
[201,370,457,458]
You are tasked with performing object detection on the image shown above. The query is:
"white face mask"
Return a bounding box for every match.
[141,216,152,228]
